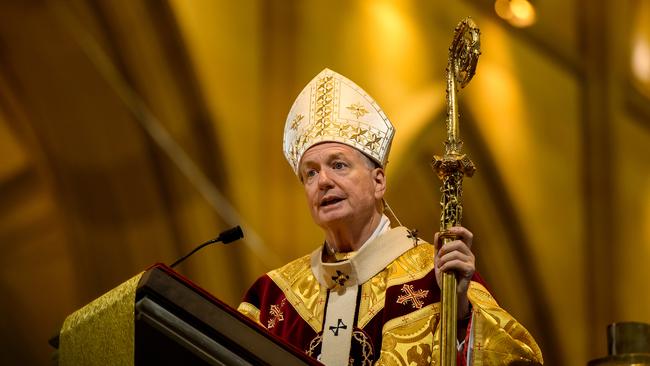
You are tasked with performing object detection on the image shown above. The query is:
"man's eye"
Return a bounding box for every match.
[305,170,317,178]
[333,162,346,169]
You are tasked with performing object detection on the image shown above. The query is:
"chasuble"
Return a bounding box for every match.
[238,225,543,365]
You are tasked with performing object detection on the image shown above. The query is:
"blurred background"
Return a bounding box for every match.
[0,0,648,364]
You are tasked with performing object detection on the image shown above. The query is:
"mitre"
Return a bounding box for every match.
[283,68,395,175]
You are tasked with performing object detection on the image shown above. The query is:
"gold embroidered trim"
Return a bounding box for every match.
[287,74,390,170]
[352,330,375,366]
[467,281,498,308]
[266,236,435,332]
[347,102,369,119]
[358,272,387,329]
[290,121,388,170]
[382,302,441,333]
[237,301,262,326]
[358,242,435,329]
[376,303,440,366]
[283,69,395,174]
[385,243,435,288]
[267,255,327,332]
[290,114,304,130]
[467,282,544,364]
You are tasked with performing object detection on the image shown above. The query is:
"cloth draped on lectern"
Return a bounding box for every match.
[238,226,543,365]
[59,272,144,366]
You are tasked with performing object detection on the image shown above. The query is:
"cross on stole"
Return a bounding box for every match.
[329,319,348,336]
[331,270,349,286]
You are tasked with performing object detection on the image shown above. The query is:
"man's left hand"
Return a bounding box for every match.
[433,226,475,320]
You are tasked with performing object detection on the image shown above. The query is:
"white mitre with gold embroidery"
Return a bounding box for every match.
[283,68,395,174]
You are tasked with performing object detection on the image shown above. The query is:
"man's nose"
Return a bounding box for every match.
[318,169,334,189]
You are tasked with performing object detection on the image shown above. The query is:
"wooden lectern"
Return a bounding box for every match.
[50,264,322,366]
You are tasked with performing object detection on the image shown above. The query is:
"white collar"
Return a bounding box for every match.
[310,215,414,289]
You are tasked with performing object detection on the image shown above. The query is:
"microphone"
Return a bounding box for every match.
[169,226,244,268]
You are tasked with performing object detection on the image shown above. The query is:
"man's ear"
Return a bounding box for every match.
[373,168,387,199]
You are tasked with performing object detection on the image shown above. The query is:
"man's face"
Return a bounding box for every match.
[298,142,386,230]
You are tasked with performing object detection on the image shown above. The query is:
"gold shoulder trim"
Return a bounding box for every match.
[382,302,440,333]
[358,242,435,329]
[267,254,326,332]
[467,281,499,308]
[467,281,544,364]
[237,302,262,326]
[386,242,435,288]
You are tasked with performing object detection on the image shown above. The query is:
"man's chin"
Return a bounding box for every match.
[315,209,350,227]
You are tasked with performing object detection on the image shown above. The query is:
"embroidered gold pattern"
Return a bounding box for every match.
[305,331,374,366]
[406,344,432,366]
[375,282,543,365]
[290,114,304,130]
[347,102,369,119]
[283,69,395,175]
[385,244,435,289]
[260,230,542,365]
[313,121,331,137]
[333,121,352,136]
[396,284,429,310]
[290,121,387,170]
[352,330,375,366]
[267,255,326,332]
[358,238,435,329]
[365,132,382,150]
[377,304,439,366]
[285,73,391,171]
[315,76,335,126]
[358,271,387,329]
[267,298,287,329]
[465,282,544,364]
[305,333,322,358]
[351,127,368,143]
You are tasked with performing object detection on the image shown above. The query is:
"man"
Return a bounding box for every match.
[238,69,543,365]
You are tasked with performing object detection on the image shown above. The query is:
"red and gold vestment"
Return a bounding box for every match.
[238,225,543,365]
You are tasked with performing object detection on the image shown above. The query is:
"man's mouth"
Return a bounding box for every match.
[320,196,345,207]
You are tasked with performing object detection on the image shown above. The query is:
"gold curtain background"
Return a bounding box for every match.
[0,1,649,365]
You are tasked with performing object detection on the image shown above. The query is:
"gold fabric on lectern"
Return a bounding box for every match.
[59,272,144,366]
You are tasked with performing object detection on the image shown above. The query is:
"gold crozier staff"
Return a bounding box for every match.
[431,17,481,366]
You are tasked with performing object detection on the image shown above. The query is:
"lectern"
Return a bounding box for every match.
[50,264,322,366]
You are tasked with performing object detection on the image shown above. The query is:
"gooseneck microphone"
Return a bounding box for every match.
[170,226,244,268]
